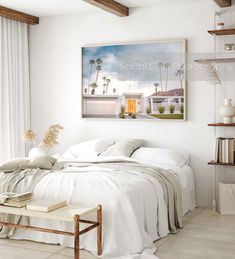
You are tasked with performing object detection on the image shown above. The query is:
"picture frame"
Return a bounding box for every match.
[81,39,187,120]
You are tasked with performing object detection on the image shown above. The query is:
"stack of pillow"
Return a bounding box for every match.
[0,138,189,172]
[63,138,189,168]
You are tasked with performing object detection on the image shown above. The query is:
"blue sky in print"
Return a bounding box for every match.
[82,41,185,96]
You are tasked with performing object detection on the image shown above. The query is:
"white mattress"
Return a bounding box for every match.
[10,162,196,258]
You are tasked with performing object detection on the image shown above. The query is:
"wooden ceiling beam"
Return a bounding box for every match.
[213,0,231,7]
[83,0,129,17]
[0,6,39,25]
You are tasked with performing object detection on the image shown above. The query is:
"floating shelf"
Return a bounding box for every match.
[195,58,235,64]
[208,161,235,166]
[208,123,235,127]
[208,29,235,36]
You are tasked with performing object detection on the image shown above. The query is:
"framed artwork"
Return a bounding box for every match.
[82,39,186,120]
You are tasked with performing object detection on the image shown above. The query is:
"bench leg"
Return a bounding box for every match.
[97,205,102,256]
[74,215,80,259]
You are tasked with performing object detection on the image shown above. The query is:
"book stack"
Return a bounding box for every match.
[215,137,235,164]
[3,192,33,208]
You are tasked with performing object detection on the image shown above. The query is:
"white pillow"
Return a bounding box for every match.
[131,147,189,168]
[63,138,116,159]
[100,139,144,157]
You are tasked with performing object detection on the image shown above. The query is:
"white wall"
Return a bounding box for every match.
[29,0,235,208]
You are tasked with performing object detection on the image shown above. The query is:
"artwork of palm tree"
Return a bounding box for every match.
[105,78,111,94]
[102,76,107,94]
[95,65,102,84]
[158,63,163,91]
[154,82,159,94]
[88,59,95,93]
[164,63,170,91]
[175,64,184,89]
[90,82,98,95]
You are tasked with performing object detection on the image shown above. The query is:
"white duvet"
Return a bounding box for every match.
[11,157,195,259]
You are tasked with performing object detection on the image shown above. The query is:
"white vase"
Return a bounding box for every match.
[29,146,48,158]
[219,98,235,124]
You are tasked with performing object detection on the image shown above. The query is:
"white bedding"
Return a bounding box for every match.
[10,157,196,259]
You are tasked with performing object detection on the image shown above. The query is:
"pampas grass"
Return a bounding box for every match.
[206,63,226,98]
[42,124,64,149]
[24,124,63,149]
[24,130,37,145]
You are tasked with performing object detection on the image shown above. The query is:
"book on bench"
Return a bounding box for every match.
[2,192,33,208]
[26,200,67,212]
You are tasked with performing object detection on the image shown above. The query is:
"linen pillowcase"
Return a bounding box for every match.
[100,139,144,157]
[131,147,189,168]
[0,158,31,173]
[0,156,57,172]
[63,138,116,159]
[30,156,57,170]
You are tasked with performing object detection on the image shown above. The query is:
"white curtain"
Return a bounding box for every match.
[0,17,30,163]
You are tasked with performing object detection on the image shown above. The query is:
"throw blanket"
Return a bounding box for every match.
[63,159,183,232]
[0,169,50,237]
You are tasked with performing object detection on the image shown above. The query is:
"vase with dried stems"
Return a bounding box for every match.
[206,63,235,123]
[24,124,64,158]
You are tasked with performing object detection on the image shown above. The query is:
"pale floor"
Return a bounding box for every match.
[0,208,235,259]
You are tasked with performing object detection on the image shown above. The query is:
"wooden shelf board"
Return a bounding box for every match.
[208,29,235,36]
[195,58,235,64]
[208,123,235,127]
[208,161,235,166]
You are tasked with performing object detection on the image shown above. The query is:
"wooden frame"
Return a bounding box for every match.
[83,0,129,17]
[81,39,187,121]
[213,0,231,7]
[0,6,39,25]
[0,205,102,259]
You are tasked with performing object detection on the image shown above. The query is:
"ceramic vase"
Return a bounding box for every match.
[29,144,48,158]
[219,98,235,124]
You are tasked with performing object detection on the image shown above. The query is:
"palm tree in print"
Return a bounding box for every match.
[95,65,102,85]
[105,78,111,94]
[90,82,98,95]
[88,59,95,93]
[158,63,163,91]
[175,64,184,89]
[164,63,170,91]
[103,83,107,94]
[154,82,159,94]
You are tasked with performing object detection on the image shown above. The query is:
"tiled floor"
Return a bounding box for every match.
[1,208,235,259]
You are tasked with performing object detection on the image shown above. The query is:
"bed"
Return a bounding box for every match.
[0,139,196,259]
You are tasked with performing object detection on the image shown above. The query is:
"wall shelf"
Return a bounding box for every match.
[208,123,235,127]
[195,58,235,64]
[208,29,235,36]
[208,161,235,166]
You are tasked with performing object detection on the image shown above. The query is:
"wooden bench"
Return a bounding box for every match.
[0,204,102,259]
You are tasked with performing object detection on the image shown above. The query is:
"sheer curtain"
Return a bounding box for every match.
[0,17,30,163]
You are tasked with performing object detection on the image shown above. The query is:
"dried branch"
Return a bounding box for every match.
[206,63,226,98]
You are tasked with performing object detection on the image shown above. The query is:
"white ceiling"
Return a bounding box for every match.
[0,0,200,17]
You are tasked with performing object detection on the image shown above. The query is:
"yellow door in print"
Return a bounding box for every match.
[128,100,136,113]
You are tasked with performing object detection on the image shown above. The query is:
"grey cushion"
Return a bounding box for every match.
[0,156,57,172]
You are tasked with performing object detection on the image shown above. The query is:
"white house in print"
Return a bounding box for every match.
[83,88,184,119]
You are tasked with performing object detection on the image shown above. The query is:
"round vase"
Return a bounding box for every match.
[29,146,48,158]
[219,98,235,124]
